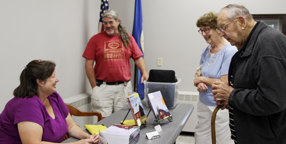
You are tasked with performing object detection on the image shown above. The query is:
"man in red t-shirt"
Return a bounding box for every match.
[82,10,148,118]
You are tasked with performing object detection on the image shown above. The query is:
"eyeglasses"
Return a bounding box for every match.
[217,17,238,32]
[198,28,211,34]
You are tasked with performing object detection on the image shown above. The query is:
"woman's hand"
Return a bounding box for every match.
[194,76,207,87]
[75,139,96,144]
[85,134,100,143]
[76,134,100,144]
[197,83,208,92]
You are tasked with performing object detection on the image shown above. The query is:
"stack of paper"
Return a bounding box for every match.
[100,124,140,144]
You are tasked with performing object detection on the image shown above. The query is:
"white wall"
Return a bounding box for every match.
[0,0,100,111]
[110,0,286,92]
[1,0,286,112]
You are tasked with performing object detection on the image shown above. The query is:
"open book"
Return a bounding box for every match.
[127,92,148,126]
[147,91,171,122]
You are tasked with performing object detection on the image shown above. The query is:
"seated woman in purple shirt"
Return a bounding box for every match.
[0,59,101,144]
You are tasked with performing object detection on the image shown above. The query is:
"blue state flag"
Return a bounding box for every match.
[132,0,144,100]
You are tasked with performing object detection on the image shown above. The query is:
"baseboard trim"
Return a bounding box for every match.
[63,92,91,108]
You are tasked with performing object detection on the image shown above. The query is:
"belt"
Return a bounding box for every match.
[96,79,130,85]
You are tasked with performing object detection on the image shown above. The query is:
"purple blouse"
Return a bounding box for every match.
[0,92,69,143]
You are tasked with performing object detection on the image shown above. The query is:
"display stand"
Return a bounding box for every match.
[146,108,152,117]
[146,106,172,125]
[146,91,173,125]
[151,112,173,125]
[121,109,131,124]
[121,109,147,129]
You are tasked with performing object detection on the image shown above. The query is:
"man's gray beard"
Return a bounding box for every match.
[106,29,114,35]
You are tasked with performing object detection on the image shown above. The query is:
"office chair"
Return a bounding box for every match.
[62,103,103,142]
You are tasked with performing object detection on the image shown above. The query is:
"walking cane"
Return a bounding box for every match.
[211,104,223,144]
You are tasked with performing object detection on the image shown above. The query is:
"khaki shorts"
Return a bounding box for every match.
[91,81,132,117]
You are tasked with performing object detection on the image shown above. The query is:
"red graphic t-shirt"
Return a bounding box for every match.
[82,31,143,82]
[104,41,124,61]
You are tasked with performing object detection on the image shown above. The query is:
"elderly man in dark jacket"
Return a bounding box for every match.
[212,4,286,144]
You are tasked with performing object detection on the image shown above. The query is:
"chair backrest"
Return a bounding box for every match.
[62,103,103,142]
[65,103,103,121]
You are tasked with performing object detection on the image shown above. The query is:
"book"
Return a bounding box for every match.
[147,91,171,122]
[127,92,148,126]
[100,124,140,144]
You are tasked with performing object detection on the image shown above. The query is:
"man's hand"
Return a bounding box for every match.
[212,81,234,109]
[141,73,149,83]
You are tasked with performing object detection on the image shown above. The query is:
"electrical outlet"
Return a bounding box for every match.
[157,58,162,66]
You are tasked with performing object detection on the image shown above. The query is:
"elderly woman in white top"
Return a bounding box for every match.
[194,11,237,144]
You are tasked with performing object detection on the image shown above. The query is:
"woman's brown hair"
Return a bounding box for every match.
[13,60,56,98]
[196,11,218,29]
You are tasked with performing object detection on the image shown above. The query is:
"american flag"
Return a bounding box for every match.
[98,0,109,33]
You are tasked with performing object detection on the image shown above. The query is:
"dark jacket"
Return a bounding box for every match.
[228,21,286,144]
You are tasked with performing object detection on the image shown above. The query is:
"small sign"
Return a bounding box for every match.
[146,131,160,140]
[137,119,141,126]
[154,125,162,132]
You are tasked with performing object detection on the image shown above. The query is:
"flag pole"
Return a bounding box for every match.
[133,65,138,92]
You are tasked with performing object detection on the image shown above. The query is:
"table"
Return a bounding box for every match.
[62,103,193,144]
